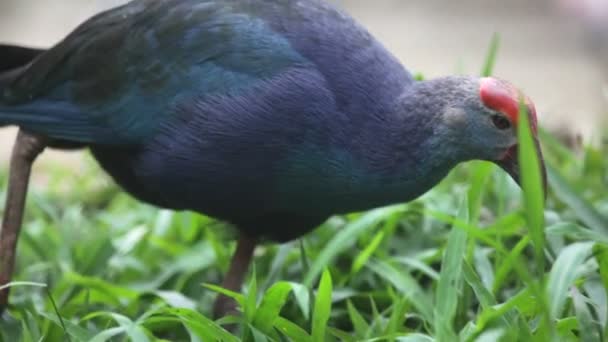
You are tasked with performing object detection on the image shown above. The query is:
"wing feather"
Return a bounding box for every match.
[0,0,306,144]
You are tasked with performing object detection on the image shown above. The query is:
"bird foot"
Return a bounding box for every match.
[0,130,47,313]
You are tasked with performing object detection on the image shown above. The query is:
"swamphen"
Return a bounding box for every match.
[0,0,546,317]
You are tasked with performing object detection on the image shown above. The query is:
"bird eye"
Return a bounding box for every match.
[491,115,511,130]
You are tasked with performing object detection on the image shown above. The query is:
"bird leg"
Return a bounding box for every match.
[0,130,47,312]
[213,234,257,319]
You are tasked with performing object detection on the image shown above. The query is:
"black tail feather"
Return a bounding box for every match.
[0,44,83,149]
[0,44,45,73]
[1,44,46,104]
[0,44,46,97]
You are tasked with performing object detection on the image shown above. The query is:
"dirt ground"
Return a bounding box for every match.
[0,0,606,170]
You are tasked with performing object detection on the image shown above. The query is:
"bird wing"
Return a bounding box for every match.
[0,0,308,144]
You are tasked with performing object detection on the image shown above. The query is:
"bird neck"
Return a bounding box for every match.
[310,77,474,210]
[274,77,476,214]
[361,77,474,178]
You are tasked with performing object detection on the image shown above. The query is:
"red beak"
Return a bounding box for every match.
[497,136,547,198]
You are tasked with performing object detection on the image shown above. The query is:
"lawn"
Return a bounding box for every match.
[1,53,607,341]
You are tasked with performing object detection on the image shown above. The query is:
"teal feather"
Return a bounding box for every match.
[1,0,307,144]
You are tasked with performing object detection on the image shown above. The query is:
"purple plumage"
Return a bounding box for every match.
[0,0,546,318]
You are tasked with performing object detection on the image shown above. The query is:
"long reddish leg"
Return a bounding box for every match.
[213,234,257,319]
[0,130,47,312]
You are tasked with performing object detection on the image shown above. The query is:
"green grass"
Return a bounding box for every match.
[1,43,608,340]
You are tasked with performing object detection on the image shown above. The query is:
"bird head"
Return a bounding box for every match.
[478,77,546,194]
[437,76,547,194]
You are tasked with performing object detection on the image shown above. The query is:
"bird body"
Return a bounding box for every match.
[0,0,482,241]
[0,0,546,317]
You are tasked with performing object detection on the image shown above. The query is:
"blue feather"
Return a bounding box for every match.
[1,0,310,143]
[0,0,433,242]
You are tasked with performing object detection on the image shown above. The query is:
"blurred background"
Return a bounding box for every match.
[0,0,606,170]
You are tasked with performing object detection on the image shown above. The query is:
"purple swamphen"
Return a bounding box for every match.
[0,0,546,318]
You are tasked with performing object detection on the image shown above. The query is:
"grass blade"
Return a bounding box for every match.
[84,312,150,342]
[547,164,608,234]
[288,281,311,320]
[351,231,385,275]
[467,162,494,223]
[304,205,405,286]
[146,308,239,342]
[572,287,601,342]
[245,267,258,323]
[517,100,546,272]
[594,245,608,338]
[252,282,293,334]
[311,269,333,341]
[435,197,469,340]
[368,259,434,323]
[396,334,435,342]
[546,222,608,245]
[481,32,500,77]
[462,261,497,309]
[39,311,95,342]
[347,300,370,338]
[492,235,530,294]
[202,283,245,307]
[275,317,312,342]
[547,242,594,319]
